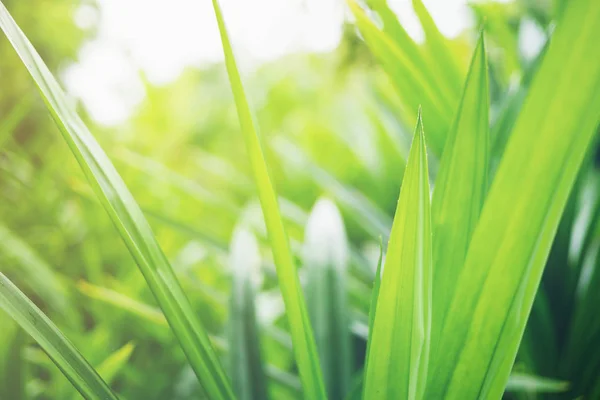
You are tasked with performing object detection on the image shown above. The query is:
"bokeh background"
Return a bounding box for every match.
[2,0,597,399]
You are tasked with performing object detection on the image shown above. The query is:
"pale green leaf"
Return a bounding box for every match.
[0,272,117,400]
[430,33,489,354]
[363,111,432,399]
[96,342,135,386]
[0,224,69,314]
[348,0,454,156]
[0,3,233,398]
[210,0,326,398]
[505,373,569,393]
[426,0,600,397]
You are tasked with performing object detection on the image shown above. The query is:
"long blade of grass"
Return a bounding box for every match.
[426,0,600,397]
[210,1,326,398]
[429,33,489,354]
[228,227,268,400]
[0,272,117,400]
[0,4,234,399]
[363,111,432,399]
[304,198,352,400]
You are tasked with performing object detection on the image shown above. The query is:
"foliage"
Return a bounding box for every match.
[0,0,599,399]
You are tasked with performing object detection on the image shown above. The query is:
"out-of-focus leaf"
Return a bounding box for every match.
[304,198,352,400]
[76,281,168,327]
[272,137,391,238]
[211,0,326,397]
[0,272,117,400]
[228,227,268,400]
[348,0,455,156]
[0,4,233,399]
[361,237,383,398]
[430,33,489,353]
[96,342,135,386]
[426,0,600,397]
[0,96,30,150]
[366,0,456,110]
[0,323,26,400]
[412,0,464,95]
[0,224,69,314]
[505,373,569,393]
[363,111,432,399]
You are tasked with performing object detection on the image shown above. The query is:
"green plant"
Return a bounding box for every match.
[0,0,599,399]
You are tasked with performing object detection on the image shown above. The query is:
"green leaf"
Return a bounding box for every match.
[272,137,391,238]
[228,227,268,400]
[0,323,26,400]
[365,0,456,110]
[505,373,569,393]
[0,224,69,314]
[0,272,117,400]
[96,342,135,386]
[426,0,600,398]
[363,111,432,399]
[361,237,383,400]
[412,0,464,95]
[304,198,352,400]
[430,33,489,354]
[210,1,326,398]
[0,4,234,399]
[76,281,168,328]
[348,1,455,156]
[0,96,30,150]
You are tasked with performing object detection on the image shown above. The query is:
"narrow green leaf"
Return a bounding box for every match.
[0,272,117,400]
[0,96,30,150]
[0,224,69,314]
[228,227,268,400]
[348,0,454,156]
[211,1,326,398]
[76,281,168,327]
[365,0,456,110]
[304,198,352,400]
[412,0,464,95]
[505,373,569,393]
[426,0,600,397]
[430,33,489,354]
[361,237,383,400]
[363,111,432,399]
[272,137,391,238]
[0,4,234,399]
[96,342,135,386]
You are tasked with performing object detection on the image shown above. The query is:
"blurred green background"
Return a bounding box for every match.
[1,0,598,399]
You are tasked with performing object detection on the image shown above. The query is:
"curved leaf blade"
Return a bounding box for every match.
[0,272,117,400]
[0,4,234,399]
